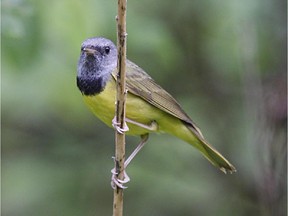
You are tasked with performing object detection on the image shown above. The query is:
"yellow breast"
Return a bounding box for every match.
[82,77,164,135]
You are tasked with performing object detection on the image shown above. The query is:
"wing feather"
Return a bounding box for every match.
[112,60,203,137]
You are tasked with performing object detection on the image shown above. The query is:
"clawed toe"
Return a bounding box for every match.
[112,116,129,134]
[111,168,130,189]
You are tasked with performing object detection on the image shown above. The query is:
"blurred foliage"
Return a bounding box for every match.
[2,0,287,215]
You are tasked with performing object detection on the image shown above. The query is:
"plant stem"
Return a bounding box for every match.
[113,0,127,215]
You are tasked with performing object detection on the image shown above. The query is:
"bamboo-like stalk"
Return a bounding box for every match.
[113,0,127,215]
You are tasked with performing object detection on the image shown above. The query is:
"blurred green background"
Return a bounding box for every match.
[2,0,287,215]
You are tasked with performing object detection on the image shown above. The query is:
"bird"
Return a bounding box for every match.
[76,37,236,188]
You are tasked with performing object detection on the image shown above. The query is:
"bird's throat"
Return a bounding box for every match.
[77,75,106,96]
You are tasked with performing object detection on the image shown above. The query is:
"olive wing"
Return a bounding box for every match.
[112,60,203,137]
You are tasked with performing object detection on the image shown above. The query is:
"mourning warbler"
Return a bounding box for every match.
[77,37,236,173]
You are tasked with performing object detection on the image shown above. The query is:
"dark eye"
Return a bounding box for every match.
[104,46,110,54]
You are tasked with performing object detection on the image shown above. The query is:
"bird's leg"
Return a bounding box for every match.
[111,120,158,189]
[111,134,149,189]
[121,119,158,167]
[125,134,149,167]
[125,118,158,131]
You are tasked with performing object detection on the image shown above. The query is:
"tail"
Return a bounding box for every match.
[186,124,236,174]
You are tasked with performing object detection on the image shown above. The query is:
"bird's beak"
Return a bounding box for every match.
[83,47,97,55]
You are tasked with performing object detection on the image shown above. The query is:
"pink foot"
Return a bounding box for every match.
[111,167,130,189]
[112,116,129,134]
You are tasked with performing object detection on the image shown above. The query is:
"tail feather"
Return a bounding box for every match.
[187,124,236,173]
[199,138,236,173]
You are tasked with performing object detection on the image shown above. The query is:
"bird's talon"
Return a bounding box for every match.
[111,168,130,189]
[112,116,129,134]
[111,169,118,175]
